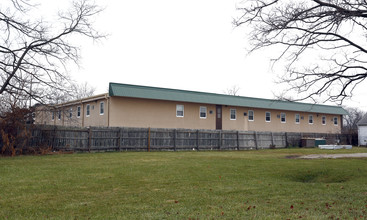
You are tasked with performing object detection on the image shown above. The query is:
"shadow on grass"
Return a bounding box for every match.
[286,169,353,183]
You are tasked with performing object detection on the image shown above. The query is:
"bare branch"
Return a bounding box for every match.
[235,0,367,103]
[0,0,105,109]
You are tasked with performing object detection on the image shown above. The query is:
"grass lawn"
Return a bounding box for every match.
[1,148,367,219]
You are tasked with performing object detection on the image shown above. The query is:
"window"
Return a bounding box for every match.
[308,115,313,124]
[100,102,104,115]
[58,110,61,120]
[322,116,326,125]
[295,114,300,124]
[230,109,236,120]
[69,108,73,118]
[248,110,254,121]
[176,105,184,117]
[333,117,338,125]
[86,104,90,117]
[280,113,286,123]
[199,106,207,119]
[265,112,271,122]
[52,111,55,121]
[77,106,81,118]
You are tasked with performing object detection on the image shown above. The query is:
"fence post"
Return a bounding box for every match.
[147,127,151,152]
[173,129,177,151]
[52,126,57,150]
[88,127,92,153]
[218,131,222,150]
[237,131,240,150]
[254,131,258,150]
[196,130,200,151]
[118,128,122,151]
[271,132,274,147]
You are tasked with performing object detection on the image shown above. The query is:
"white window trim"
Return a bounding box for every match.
[69,108,73,118]
[176,104,184,117]
[230,109,236,120]
[100,102,104,115]
[322,116,326,125]
[265,112,271,122]
[248,110,254,121]
[77,106,81,118]
[333,116,338,126]
[199,106,207,119]
[281,113,286,123]
[308,115,313,124]
[86,104,90,117]
[295,114,300,124]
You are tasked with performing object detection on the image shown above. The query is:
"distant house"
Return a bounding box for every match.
[35,82,347,133]
[358,114,367,146]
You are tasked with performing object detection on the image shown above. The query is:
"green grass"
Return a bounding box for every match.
[1,148,367,219]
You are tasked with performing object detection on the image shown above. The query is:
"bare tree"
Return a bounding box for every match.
[71,81,96,100]
[0,0,104,106]
[224,85,241,96]
[234,0,367,103]
[342,107,365,145]
[46,81,96,105]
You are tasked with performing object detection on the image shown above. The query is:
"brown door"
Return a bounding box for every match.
[216,105,222,130]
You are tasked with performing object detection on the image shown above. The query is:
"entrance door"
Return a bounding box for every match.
[216,105,222,130]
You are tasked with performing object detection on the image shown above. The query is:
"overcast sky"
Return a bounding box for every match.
[38,0,367,110]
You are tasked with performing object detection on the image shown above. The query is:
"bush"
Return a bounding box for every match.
[0,107,32,156]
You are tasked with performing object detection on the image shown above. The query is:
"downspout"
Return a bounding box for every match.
[82,102,85,127]
[107,94,110,127]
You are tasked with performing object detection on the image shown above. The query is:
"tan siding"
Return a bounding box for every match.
[35,97,108,127]
[109,97,341,133]
[83,100,108,127]
[36,95,342,134]
[246,108,341,133]
[109,97,216,129]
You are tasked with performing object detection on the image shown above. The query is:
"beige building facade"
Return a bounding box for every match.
[35,83,347,134]
[36,94,109,127]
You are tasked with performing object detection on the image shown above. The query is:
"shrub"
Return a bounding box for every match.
[0,107,32,156]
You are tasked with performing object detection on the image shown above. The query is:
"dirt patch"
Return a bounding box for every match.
[298,153,367,159]
[284,155,302,159]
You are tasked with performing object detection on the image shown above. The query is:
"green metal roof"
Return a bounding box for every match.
[109,83,348,115]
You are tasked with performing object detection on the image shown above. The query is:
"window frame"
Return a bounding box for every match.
[265,112,271,122]
[69,108,73,118]
[86,104,90,117]
[230,109,236,120]
[333,116,338,126]
[77,106,81,118]
[248,110,254,121]
[176,104,184,117]
[308,115,313,124]
[322,116,326,125]
[100,102,104,115]
[199,106,207,119]
[280,112,286,123]
[295,114,300,124]
[52,111,55,121]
